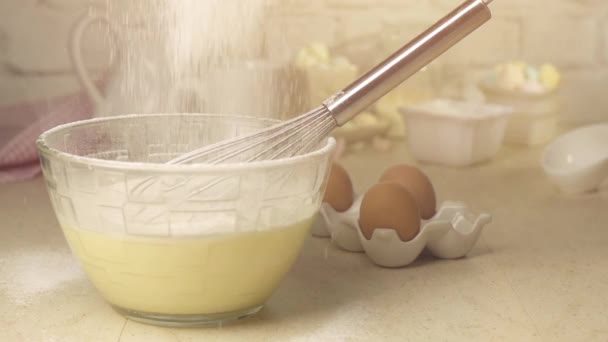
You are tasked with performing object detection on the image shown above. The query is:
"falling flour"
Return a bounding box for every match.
[100,0,303,119]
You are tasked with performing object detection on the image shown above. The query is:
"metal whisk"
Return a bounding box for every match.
[171,0,495,165]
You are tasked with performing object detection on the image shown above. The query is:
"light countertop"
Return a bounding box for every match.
[2,141,607,341]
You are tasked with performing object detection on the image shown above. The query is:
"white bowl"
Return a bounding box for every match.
[400,99,512,167]
[542,124,608,194]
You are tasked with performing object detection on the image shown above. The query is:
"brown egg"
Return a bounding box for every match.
[323,163,354,212]
[379,164,436,220]
[359,182,421,242]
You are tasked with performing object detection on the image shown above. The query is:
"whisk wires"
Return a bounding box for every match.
[168,106,336,164]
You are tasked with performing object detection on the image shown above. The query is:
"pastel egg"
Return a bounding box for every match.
[539,64,561,90]
[323,163,355,212]
[525,66,540,83]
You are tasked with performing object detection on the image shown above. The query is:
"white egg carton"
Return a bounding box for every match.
[312,196,492,268]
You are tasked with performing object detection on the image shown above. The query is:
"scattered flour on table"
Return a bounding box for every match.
[0,249,83,306]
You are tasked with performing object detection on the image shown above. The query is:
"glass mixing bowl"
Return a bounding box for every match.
[36,113,335,327]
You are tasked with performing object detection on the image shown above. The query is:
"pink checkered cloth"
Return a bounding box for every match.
[0,92,94,184]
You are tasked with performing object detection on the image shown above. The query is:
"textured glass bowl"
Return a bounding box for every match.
[36,113,335,327]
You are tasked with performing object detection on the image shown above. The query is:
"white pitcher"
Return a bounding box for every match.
[69,9,178,117]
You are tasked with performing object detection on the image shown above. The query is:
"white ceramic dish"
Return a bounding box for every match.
[400,99,512,167]
[503,113,558,146]
[314,197,492,268]
[478,82,560,116]
[479,83,560,146]
[542,124,608,194]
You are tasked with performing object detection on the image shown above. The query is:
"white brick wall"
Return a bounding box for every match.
[1,0,608,123]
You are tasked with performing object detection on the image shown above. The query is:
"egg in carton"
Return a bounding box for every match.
[313,164,492,268]
[312,163,364,251]
[317,196,365,252]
